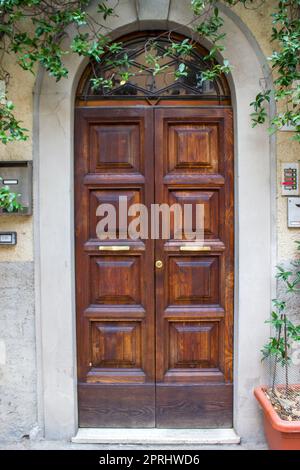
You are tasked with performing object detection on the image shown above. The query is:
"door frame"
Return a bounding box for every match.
[34,2,276,442]
[74,104,234,428]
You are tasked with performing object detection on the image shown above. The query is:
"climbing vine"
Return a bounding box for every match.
[250,0,300,139]
[0,0,299,143]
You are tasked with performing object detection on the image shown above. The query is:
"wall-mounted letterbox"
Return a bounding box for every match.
[288,197,300,228]
[0,161,32,215]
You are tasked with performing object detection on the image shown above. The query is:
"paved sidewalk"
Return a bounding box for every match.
[0,440,267,450]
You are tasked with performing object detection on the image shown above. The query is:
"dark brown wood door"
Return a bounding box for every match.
[75,107,155,427]
[75,106,234,428]
[154,108,234,427]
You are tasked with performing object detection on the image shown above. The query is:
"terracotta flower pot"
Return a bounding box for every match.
[254,386,300,450]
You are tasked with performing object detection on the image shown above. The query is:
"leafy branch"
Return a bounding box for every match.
[0,1,299,144]
[262,241,300,391]
[0,98,28,144]
[250,0,300,139]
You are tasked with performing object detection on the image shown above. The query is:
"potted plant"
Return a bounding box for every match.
[254,241,300,450]
[0,177,23,213]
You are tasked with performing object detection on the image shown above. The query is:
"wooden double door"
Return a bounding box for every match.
[75,105,234,428]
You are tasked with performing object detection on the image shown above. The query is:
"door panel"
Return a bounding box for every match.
[168,255,220,305]
[75,107,155,427]
[75,106,234,428]
[154,108,234,427]
[168,189,221,240]
[167,121,219,173]
[89,121,142,174]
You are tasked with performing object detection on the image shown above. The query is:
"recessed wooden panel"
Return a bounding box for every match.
[156,384,233,428]
[78,384,155,427]
[168,256,220,305]
[89,123,141,173]
[90,256,141,304]
[89,189,141,240]
[168,123,219,174]
[169,321,219,369]
[169,189,219,240]
[91,321,141,368]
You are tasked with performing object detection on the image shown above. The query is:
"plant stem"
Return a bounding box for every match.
[272,319,282,393]
[284,313,289,394]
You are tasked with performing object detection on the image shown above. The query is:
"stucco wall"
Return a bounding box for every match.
[232,3,300,264]
[0,262,36,440]
[0,0,298,443]
[0,61,34,263]
[0,53,36,440]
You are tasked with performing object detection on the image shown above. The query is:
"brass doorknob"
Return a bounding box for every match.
[155,260,163,269]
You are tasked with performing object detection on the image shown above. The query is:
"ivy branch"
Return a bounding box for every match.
[250,0,300,140]
[0,0,299,144]
[262,241,300,391]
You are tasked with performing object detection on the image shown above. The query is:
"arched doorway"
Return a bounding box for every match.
[74,31,234,428]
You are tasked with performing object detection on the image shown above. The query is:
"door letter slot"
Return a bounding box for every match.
[99,245,130,251]
[179,245,211,252]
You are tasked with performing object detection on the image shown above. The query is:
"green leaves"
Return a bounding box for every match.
[145,50,169,77]
[71,33,90,55]
[272,300,286,314]
[191,0,207,15]
[90,77,113,91]
[196,7,224,39]
[262,243,300,367]
[200,60,232,83]
[276,256,300,294]
[0,98,28,144]
[250,0,300,138]
[0,0,299,144]
[250,90,271,127]
[192,5,233,88]
[167,39,194,57]
[97,2,115,20]
[261,336,288,365]
[72,35,107,62]
[175,63,188,79]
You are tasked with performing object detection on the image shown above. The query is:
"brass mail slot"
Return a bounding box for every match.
[99,245,130,252]
[179,245,211,252]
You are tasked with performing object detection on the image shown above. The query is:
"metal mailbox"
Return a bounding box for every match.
[288,197,300,228]
[0,161,32,215]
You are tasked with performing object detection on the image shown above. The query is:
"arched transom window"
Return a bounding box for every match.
[77,32,231,103]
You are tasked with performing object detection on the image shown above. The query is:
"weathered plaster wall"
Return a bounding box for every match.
[0,60,34,263]
[0,262,37,440]
[277,132,300,262]
[233,2,300,263]
[0,53,36,441]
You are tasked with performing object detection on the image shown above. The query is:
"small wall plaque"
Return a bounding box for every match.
[0,232,17,245]
[3,179,18,185]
